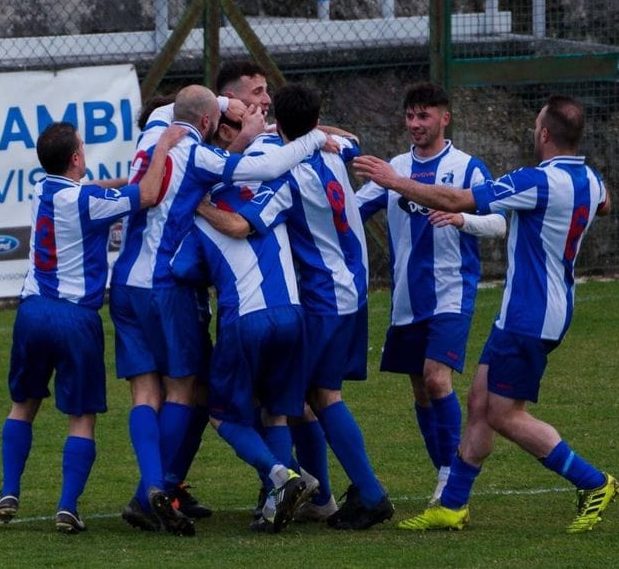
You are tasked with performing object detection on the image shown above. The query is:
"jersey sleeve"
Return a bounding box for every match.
[472,167,542,214]
[335,135,361,163]
[225,129,327,185]
[82,183,141,226]
[355,180,388,222]
[192,144,237,187]
[238,177,293,235]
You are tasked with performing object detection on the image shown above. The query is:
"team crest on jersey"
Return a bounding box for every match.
[441,171,454,185]
[104,188,122,201]
[397,196,431,216]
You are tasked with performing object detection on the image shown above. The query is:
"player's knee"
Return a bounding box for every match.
[424,372,452,399]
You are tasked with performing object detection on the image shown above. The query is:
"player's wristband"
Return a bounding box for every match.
[217,96,230,114]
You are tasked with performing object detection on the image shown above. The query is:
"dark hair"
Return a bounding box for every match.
[217,113,242,131]
[137,93,176,131]
[36,122,79,175]
[216,61,266,93]
[541,94,585,150]
[403,81,449,110]
[273,84,321,140]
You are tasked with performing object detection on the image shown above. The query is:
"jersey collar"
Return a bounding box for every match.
[173,120,203,144]
[410,140,452,163]
[539,155,585,167]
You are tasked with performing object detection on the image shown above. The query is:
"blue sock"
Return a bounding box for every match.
[263,425,293,469]
[1,418,33,497]
[541,440,605,489]
[291,420,332,505]
[432,391,462,468]
[216,422,278,475]
[158,402,193,491]
[253,406,265,438]
[440,455,481,509]
[318,401,384,508]
[414,403,440,470]
[129,405,164,492]
[166,405,210,486]
[58,436,96,513]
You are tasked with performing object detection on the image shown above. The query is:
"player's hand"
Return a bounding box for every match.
[225,98,247,123]
[240,104,266,139]
[158,124,188,149]
[429,210,464,229]
[353,155,399,188]
[321,135,340,154]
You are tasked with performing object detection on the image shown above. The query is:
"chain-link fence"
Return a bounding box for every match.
[1,0,617,284]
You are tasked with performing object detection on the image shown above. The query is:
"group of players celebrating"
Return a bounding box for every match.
[0,60,615,538]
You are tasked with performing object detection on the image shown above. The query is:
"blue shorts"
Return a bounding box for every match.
[110,284,204,379]
[480,325,560,403]
[380,313,472,375]
[196,287,214,386]
[305,305,368,390]
[208,306,306,426]
[9,295,106,415]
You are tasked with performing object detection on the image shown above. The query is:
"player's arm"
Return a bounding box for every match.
[138,124,187,208]
[317,124,359,144]
[229,129,327,182]
[429,211,507,237]
[196,197,252,239]
[354,155,476,213]
[90,177,129,188]
[597,190,611,216]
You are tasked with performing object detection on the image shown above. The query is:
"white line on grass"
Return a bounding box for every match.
[9,485,572,524]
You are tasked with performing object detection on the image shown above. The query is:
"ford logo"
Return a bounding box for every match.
[0,235,20,253]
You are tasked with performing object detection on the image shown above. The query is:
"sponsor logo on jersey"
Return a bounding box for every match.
[0,235,19,253]
[410,171,435,180]
[397,196,431,216]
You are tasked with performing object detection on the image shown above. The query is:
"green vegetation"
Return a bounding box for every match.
[0,281,617,568]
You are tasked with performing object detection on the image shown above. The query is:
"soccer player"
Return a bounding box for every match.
[216,60,272,118]
[171,130,311,532]
[200,84,395,530]
[110,84,328,536]
[354,94,616,533]
[119,92,243,525]
[0,121,185,533]
[355,82,506,504]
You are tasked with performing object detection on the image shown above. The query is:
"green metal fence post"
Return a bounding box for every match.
[203,0,220,90]
[219,0,286,89]
[429,0,452,91]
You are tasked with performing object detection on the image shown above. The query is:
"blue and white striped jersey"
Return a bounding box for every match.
[356,142,492,325]
[22,175,141,309]
[240,136,368,316]
[472,155,606,340]
[171,183,299,327]
[112,122,326,289]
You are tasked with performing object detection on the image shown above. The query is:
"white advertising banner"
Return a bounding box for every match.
[0,64,141,298]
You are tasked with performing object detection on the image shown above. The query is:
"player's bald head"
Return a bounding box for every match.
[174,85,219,127]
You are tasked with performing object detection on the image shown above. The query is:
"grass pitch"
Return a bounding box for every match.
[0,281,617,568]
